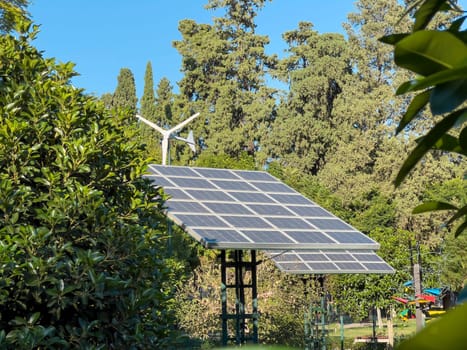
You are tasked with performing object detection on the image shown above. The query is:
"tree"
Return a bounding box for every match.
[173,0,277,161]
[0,0,28,33]
[265,22,350,174]
[138,62,161,159]
[317,0,411,202]
[0,21,178,348]
[111,67,138,115]
[154,77,174,126]
[140,61,156,122]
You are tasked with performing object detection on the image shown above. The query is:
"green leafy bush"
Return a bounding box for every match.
[0,21,177,348]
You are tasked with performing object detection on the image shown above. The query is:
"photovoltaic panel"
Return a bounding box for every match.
[145,165,381,251]
[211,180,256,191]
[265,250,394,274]
[203,203,253,215]
[170,177,216,189]
[167,201,210,213]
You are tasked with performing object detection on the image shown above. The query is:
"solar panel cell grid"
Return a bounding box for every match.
[235,171,276,181]
[211,180,256,191]
[252,182,294,193]
[175,214,229,227]
[309,219,353,230]
[192,229,251,243]
[240,230,294,243]
[170,177,216,189]
[194,168,240,179]
[146,165,381,251]
[203,202,253,215]
[246,204,294,216]
[287,205,331,217]
[264,250,394,274]
[221,216,272,228]
[167,201,209,213]
[266,217,314,229]
[284,231,336,244]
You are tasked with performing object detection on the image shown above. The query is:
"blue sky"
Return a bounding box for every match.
[28,1,464,99]
[29,1,357,98]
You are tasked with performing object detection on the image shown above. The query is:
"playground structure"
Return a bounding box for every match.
[392,281,457,321]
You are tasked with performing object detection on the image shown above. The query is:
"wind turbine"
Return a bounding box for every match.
[136,112,200,165]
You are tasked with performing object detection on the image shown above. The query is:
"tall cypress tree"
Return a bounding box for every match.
[154,77,174,127]
[140,61,156,121]
[112,68,137,115]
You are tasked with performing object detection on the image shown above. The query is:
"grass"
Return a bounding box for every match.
[327,319,417,339]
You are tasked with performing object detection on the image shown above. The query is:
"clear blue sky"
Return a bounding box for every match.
[28,0,357,98]
[28,1,465,99]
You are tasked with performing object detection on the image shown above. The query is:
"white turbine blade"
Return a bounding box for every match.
[172,130,196,153]
[186,130,196,152]
[168,112,200,134]
[136,114,167,135]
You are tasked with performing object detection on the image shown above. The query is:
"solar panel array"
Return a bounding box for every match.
[145,165,380,251]
[265,250,395,274]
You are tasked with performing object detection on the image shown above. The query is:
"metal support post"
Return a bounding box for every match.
[220,250,259,346]
[221,251,228,346]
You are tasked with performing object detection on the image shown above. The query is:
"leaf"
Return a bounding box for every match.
[397,0,424,26]
[396,80,420,95]
[459,125,467,152]
[431,79,467,115]
[378,33,410,45]
[397,302,467,350]
[397,65,467,94]
[430,133,465,154]
[449,15,467,32]
[455,219,467,237]
[394,31,467,76]
[396,89,431,134]
[447,204,467,225]
[414,0,450,31]
[412,200,458,214]
[395,109,466,186]
[28,312,40,325]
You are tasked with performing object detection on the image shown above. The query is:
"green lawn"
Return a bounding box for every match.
[327,319,416,339]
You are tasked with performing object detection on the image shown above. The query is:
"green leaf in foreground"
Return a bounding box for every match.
[431,79,467,115]
[397,66,467,95]
[394,31,467,76]
[413,0,451,31]
[397,303,467,350]
[395,109,466,186]
[430,133,465,154]
[412,200,458,214]
[454,219,467,237]
[396,89,431,134]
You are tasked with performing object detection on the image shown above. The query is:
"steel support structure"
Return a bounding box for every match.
[220,250,258,346]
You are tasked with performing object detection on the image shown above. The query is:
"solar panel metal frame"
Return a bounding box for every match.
[146,165,381,251]
[265,250,395,274]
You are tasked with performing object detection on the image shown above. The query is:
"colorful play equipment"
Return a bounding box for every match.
[391,282,457,321]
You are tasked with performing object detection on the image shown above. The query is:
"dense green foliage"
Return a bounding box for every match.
[0,21,178,348]
[0,0,28,33]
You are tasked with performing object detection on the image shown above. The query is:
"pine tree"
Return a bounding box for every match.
[264,22,351,174]
[173,0,277,161]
